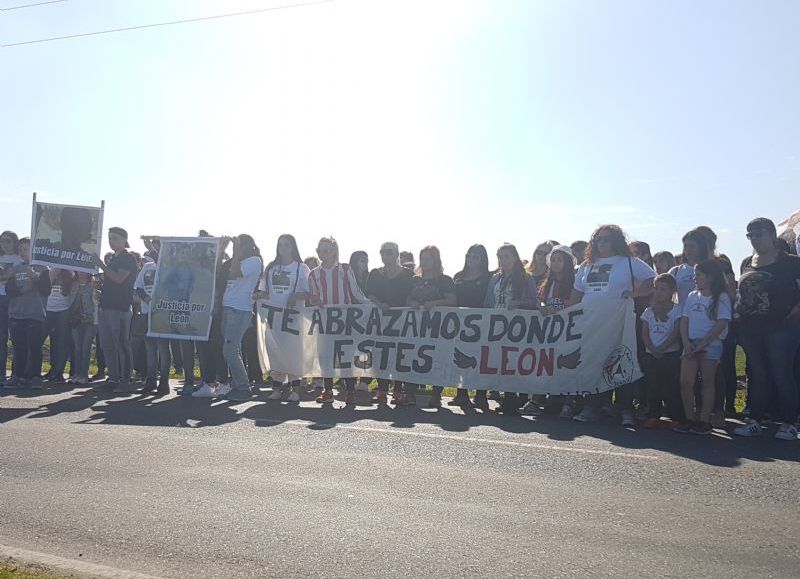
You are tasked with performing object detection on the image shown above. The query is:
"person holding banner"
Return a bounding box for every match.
[69,272,98,385]
[134,244,171,395]
[404,245,457,408]
[44,269,75,383]
[570,225,656,425]
[4,238,51,389]
[534,244,577,418]
[94,227,138,393]
[308,237,371,405]
[0,231,23,385]
[481,243,537,415]
[450,244,491,409]
[220,234,263,401]
[365,241,415,405]
[256,234,310,403]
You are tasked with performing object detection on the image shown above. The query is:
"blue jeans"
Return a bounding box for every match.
[71,323,96,380]
[9,318,46,380]
[46,309,71,377]
[740,320,800,424]
[0,295,9,380]
[98,308,133,383]
[222,307,253,391]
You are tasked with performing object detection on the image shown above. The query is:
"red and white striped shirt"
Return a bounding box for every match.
[308,262,370,306]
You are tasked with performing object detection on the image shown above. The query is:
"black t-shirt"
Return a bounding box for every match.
[739,252,800,333]
[99,250,138,311]
[409,274,455,305]
[366,267,413,307]
[453,271,490,308]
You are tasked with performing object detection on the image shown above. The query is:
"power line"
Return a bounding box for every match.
[1,0,332,47]
[0,0,67,10]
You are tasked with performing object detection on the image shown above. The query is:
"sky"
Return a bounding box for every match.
[2,0,799,271]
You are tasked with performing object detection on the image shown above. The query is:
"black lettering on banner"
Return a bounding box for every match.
[281,308,300,336]
[382,310,402,337]
[326,307,345,335]
[526,316,549,344]
[260,303,281,328]
[309,308,324,335]
[345,307,365,335]
[396,342,414,372]
[413,345,434,373]
[420,310,441,339]
[355,340,374,369]
[333,340,352,369]
[365,307,383,336]
[566,309,583,341]
[507,315,526,343]
[489,315,507,341]
[460,314,481,343]
[547,314,564,343]
[401,310,418,338]
[440,312,460,340]
[373,341,396,370]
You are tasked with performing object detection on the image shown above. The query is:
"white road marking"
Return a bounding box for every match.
[254,418,659,460]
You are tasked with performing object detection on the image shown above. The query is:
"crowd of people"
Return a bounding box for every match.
[1,217,798,442]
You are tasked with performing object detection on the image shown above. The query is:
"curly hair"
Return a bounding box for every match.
[586,225,630,263]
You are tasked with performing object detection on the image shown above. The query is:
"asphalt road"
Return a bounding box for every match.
[1,383,798,579]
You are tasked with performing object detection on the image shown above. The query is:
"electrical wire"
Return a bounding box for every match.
[1,0,67,11]
[2,0,332,47]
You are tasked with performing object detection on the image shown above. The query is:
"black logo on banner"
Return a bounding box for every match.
[602,345,634,387]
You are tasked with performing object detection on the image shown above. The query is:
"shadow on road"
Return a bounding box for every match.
[3,385,798,467]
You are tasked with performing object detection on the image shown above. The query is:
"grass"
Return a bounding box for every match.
[0,566,63,579]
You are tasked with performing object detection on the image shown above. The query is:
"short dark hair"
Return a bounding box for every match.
[746,217,776,235]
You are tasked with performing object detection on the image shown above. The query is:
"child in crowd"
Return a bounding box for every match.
[674,260,732,435]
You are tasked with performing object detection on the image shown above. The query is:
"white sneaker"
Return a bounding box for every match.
[287,390,300,403]
[192,383,217,398]
[214,383,232,398]
[559,404,574,419]
[621,411,635,427]
[733,420,763,437]
[774,424,798,441]
[268,389,283,400]
[573,407,599,422]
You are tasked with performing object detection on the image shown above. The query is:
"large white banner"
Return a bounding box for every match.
[257,299,642,396]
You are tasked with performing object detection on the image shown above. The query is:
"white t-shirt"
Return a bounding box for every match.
[574,256,656,302]
[669,263,696,307]
[260,261,311,308]
[0,255,23,297]
[46,283,74,312]
[223,256,263,312]
[640,304,682,353]
[133,261,158,315]
[681,290,732,341]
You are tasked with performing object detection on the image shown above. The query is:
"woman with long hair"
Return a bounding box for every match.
[532,245,577,418]
[527,241,558,287]
[218,234,263,401]
[479,243,537,414]
[570,225,656,425]
[450,244,491,408]
[349,251,369,296]
[256,234,311,403]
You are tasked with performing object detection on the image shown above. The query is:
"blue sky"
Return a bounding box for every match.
[2,0,798,270]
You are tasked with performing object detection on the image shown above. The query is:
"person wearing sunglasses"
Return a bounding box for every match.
[734,218,800,441]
